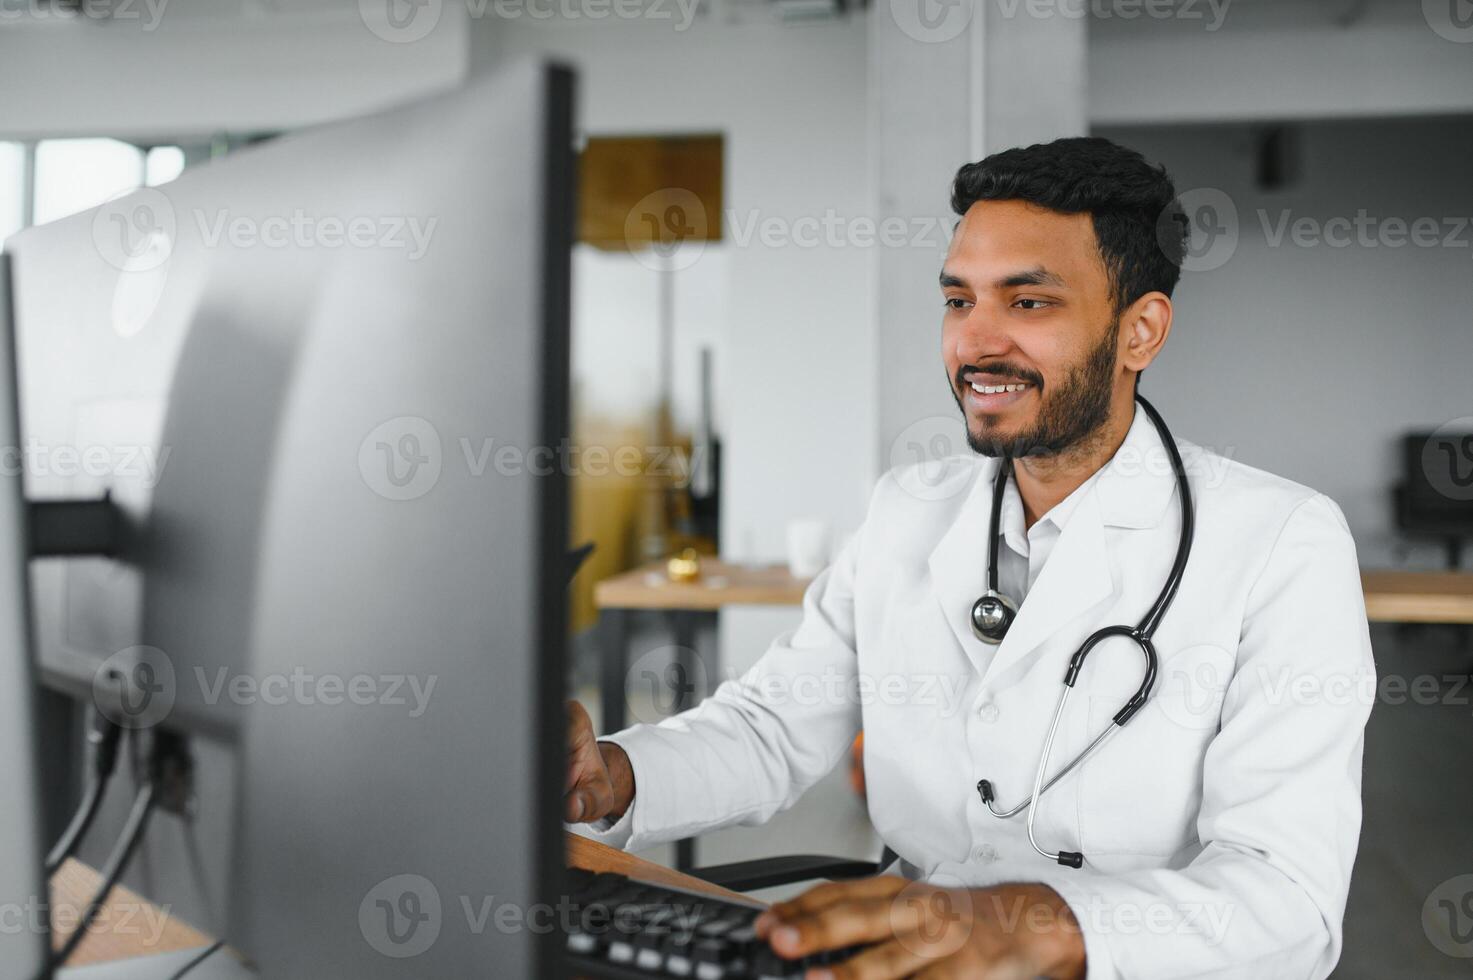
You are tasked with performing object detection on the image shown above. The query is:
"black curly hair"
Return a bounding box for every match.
[951,136,1186,314]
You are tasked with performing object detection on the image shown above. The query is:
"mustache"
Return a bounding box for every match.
[956,363,1045,391]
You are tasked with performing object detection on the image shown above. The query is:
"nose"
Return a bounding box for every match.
[950,308,1014,368]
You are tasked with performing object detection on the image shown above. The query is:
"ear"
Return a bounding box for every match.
[1119,291,1173,374]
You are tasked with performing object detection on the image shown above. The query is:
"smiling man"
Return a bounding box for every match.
[567,137,1374,979]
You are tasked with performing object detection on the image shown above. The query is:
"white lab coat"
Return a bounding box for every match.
[580,408,1374,980]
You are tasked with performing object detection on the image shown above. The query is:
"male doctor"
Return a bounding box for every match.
[566,137,1374,979]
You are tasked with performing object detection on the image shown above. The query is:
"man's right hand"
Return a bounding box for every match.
[565,700,635,824]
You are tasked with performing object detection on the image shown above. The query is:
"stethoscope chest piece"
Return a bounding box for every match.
[969,590,1017,645]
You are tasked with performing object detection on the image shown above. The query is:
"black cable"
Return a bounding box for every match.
[167,939,225,979]
[45,711,124,876]
[51,781,158,967]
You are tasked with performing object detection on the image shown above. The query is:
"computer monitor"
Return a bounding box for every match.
[6,59,574,977]
[0,255,50,978]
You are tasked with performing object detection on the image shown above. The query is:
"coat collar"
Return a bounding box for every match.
[924,406,1181,681]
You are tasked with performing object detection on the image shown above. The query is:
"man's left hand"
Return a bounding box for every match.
[751,876,1086,979]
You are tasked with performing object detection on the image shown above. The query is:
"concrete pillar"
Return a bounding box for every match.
[871,0,1088,471]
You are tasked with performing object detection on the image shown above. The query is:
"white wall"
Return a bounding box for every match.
[1097,116,1473,567]
[476,15,876,572]
[0,3,468,141]
[1089,0,1473,125]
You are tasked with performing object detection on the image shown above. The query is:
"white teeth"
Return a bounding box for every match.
[970,382,1028,395]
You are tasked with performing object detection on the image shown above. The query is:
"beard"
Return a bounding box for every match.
[953,319,1119,459]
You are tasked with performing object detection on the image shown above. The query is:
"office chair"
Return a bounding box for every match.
[1395,431,1473,570]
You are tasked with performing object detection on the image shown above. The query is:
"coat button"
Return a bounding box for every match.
[978,702,1000,723]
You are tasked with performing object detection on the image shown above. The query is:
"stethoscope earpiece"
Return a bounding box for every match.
[969,590,1017,645]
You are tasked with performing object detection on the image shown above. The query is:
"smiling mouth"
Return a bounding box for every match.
[963,378,1036,411]
[969,381,1032,395]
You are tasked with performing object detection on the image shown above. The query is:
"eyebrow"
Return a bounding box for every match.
[938,266,1067,290]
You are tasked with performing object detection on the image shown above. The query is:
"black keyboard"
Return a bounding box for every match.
[562,867,864,979]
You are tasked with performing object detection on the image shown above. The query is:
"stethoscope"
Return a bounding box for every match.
[969,393,1195,869]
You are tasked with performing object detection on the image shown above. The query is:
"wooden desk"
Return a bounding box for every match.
[54,833,756,970]
[1361,570,1473,624]
[568,831,761,907]
[50,857,213,966]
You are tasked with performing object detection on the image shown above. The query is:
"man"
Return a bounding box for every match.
[566,137,1374,979]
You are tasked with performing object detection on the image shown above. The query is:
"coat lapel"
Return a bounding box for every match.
[922,407,1181,684]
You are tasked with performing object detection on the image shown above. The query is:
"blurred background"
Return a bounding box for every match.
[3,1,1472,974]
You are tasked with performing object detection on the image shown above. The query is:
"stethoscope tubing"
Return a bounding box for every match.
[976,393,1195,867]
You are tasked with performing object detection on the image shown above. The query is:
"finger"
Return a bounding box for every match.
[564,769,615,823]
[812,938,934,980]
[758,877,907,935]
[768,895,899,959]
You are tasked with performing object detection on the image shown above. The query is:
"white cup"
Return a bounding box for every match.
[785,519,831,578]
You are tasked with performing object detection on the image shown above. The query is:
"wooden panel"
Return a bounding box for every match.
[1362,570,1473,624]
[594,560,810,611]
[49,858,214,966]
[578,135,723,249]
[567,831,761,907]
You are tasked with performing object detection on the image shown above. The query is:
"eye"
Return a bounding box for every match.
[944,297,973,311]
[1012,298,1053,311]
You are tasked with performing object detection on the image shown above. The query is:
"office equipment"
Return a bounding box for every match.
[1395,430,1473,569]
[0,253,50,978]
[976,394,1193,870]
[7,59,574,977]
